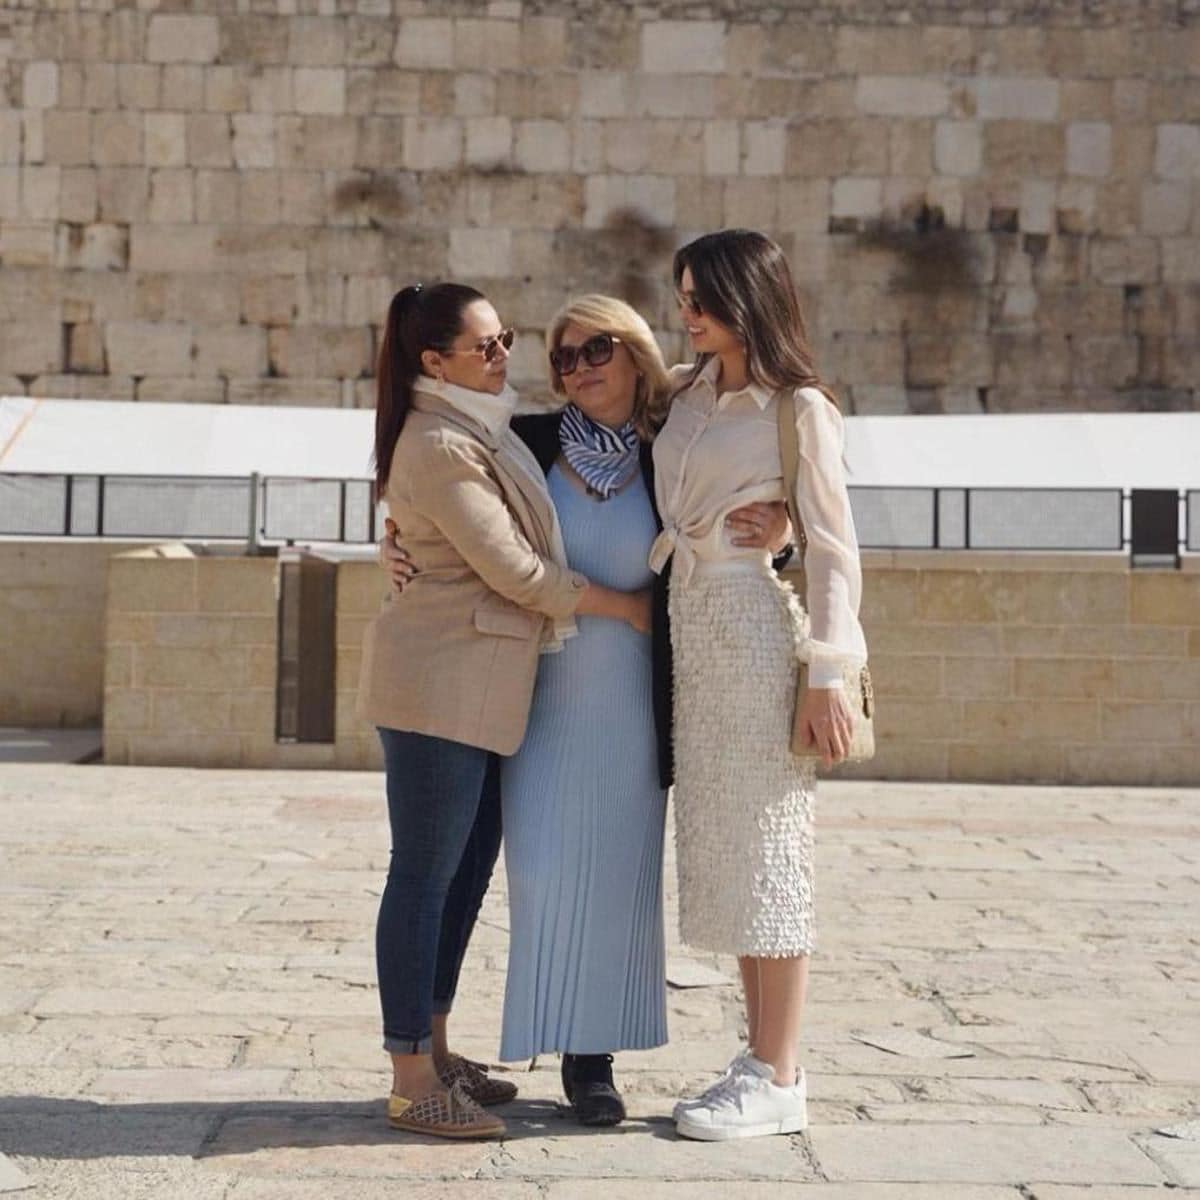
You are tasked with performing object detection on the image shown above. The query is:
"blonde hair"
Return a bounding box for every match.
[545,294,671,441]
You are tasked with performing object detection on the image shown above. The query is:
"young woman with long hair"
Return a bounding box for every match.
[358,282,652,1140]
[379,293,792,1125]
[651,229,868,1141]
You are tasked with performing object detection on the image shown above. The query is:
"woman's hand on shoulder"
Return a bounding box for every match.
[795,686,854,770]
[379,518,419,595]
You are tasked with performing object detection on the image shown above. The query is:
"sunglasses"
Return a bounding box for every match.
[549,332,621,376]
[444,327,515,364]
[675,289,704,318]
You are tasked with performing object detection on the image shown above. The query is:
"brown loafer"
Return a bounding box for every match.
[387,1080,506,1140]
[437,1052,519,1106]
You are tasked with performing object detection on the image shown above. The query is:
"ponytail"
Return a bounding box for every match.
[372,281,486,499]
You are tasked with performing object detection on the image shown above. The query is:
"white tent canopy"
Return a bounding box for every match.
[2,396,1198,490]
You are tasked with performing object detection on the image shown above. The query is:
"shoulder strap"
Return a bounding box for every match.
[775,387,807,561]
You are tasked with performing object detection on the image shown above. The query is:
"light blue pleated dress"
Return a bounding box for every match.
[499,462,668,1061]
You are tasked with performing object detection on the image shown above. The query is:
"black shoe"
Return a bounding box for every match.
[561,1053,626,1126]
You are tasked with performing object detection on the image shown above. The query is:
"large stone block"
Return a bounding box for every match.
[1066,121,1112,177]
[1155,123,1200,180]
[22,61,58,109]
[393,17,453,70]
[1089,237,1160,284]
[193,324,267,378]
[160,65,205,112]
[117,64,161,111]
[1140,182,1192,236]
[267,325,372,379]
[294,68,346,117]
[454,19,520,71]
[136,376,226,404]
[42,112,90,167]
[702,120,738,176]
[0,320,61,374]
[204,66,249,114]
[831,177,882,220]
[520,16,567,69]
[105,320,192,376]
[448,227,512,278]
[971,77,1060,122]
[402,117,461,171]
[130,223,213,275]
[57,222,130,271]
[641,21,725,74]
[856,76,949,118]
[144,113,187,169]
[194,169,238,224]
[742,121,785,177]
[583,174,675,229]
[0,222,55,268]
[187,114,233,168]
[83,64,119,111]
[92,113,143,168]
[289,16,345,67]
[983,122,1064,177]
[514,120,569,173]
[146,15,220,65]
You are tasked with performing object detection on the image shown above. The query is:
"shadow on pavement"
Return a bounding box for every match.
[0,1096,679,1159]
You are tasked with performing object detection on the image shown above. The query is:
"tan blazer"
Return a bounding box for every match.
[357,391,585,755]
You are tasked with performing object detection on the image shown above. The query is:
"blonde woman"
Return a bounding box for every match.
[383,294,791,1125]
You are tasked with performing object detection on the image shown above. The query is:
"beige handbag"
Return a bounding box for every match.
[776,388,876,763]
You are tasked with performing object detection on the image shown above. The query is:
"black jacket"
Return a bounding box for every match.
[512,411,791,791]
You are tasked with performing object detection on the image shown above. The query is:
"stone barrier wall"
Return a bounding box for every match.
[1,3,1197,414]
[0,540,141,728]
[92,547,1200,784]
[840,553,1200,786]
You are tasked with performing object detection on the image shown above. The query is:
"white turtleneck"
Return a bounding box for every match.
[409,372,577,651]
[411,373,519,445]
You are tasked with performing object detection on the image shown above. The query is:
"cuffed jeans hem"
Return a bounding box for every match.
[383,1033,434,1055]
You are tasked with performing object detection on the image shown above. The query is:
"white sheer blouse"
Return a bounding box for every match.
[650,359,868,689]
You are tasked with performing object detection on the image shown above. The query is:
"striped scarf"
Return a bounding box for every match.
[558,404,640,499]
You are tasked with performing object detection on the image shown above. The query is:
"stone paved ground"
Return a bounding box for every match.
[0,764,1198,1198]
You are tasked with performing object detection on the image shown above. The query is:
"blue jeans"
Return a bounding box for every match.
[376,728,502,1054]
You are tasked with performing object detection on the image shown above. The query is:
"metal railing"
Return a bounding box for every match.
[0,472,1194,558]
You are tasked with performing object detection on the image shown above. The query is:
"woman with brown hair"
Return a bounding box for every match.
[359,282,651,1140]
[381,293,792,1126]
[654,229,868,1141]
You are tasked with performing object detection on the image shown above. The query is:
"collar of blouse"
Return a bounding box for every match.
[690,355,773,411]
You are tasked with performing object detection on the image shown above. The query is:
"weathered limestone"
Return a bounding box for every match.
[0,764,1195,1194]
[0,4,1194,414]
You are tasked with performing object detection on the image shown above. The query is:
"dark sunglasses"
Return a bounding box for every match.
[444,327,515,364]
[549,332,621,376]
[675,289,704,318]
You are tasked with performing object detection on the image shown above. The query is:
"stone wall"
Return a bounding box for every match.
[93,548,1200,785]
[0,3,1197,414]
[0,540,141,727]
[840,553,1200,786]
[103,546,380,768]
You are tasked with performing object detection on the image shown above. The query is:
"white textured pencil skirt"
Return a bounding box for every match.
[668,559,818,958]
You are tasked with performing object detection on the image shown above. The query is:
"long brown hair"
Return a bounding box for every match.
[673,229,838,408]
[373,282,485,498]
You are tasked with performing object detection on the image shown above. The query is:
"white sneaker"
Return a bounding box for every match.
[674,1055,807,1141]
[671,1049,750,1123]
